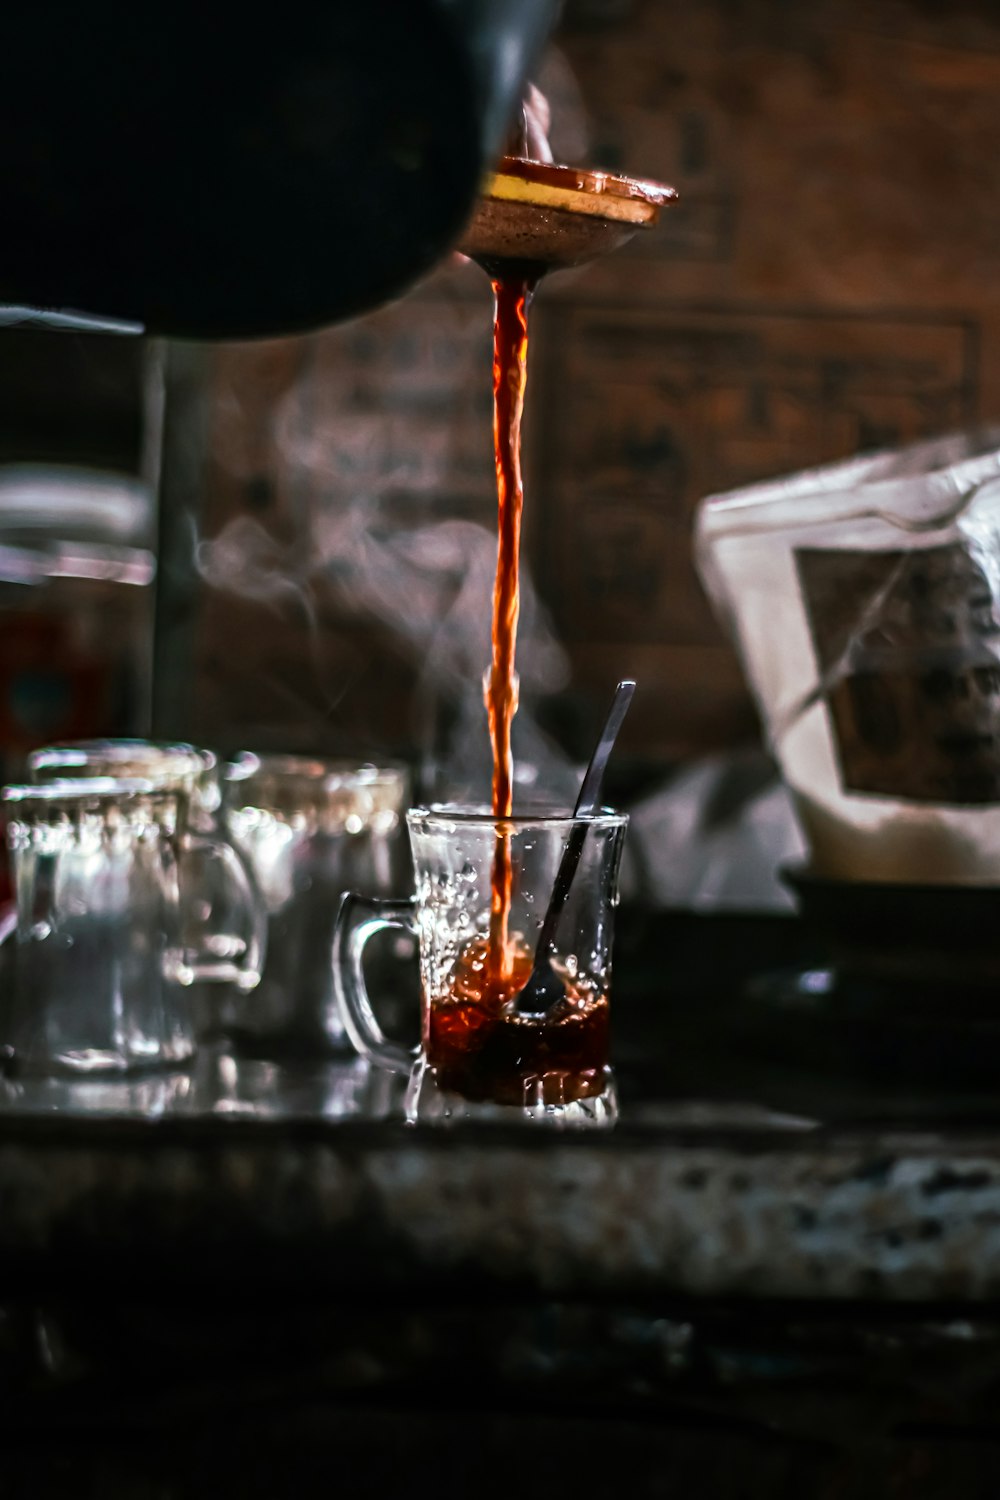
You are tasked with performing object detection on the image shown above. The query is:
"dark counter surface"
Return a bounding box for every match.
[3,909,1000,1306]
[6,910,1000,1496]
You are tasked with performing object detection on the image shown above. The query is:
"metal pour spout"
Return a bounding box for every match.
[458,156,677,277]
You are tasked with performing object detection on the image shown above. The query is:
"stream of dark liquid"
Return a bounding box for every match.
[422,267,612,1107]
[485,272,535,981]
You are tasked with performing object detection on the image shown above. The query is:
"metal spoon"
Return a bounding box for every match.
[513,680,635,1015]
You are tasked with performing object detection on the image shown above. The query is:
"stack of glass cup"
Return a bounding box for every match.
[1,740,263,1075]
[0,740,407,1076]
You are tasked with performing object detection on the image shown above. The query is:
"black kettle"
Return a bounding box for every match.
[0,0,558,339]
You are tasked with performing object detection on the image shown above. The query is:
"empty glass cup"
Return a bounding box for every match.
[335,805,627,1127]
[222,755,408,1055]
[29,738,221,820]
[28,739,264,990]
[0,777,246,1074]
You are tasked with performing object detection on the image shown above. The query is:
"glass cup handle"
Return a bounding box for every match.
[333,893,417,1076]
[178,833,267,991]
[0,904,15,1069]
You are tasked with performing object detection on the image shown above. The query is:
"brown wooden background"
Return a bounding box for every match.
[149,0,1000,774]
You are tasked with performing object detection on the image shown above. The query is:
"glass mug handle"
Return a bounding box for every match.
[333,893,417,1076]
[173,832,266,991]
[0,904,16,1062]
[0,904,15,947]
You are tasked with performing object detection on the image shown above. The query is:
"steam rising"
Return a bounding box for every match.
[193,295,575,806]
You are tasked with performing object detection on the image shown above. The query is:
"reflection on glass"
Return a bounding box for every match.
[187,1048,399,1121]
[0,1047,402,1123]
[3,1069,193,1117]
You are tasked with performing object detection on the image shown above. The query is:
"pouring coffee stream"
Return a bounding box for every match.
[460,152,674,985]
[331,148,673,1118]
[513,679,635,1017]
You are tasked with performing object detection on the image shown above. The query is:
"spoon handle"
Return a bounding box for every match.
[574,679,636,818]
[533,680,635,959]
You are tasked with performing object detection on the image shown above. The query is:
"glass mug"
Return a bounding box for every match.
[28,739,264,991]
[222,754,408,1055]
[0,777,260,1075]
[334,806,627,1127]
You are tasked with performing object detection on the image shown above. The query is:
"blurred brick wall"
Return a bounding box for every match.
[158,0,997,772]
